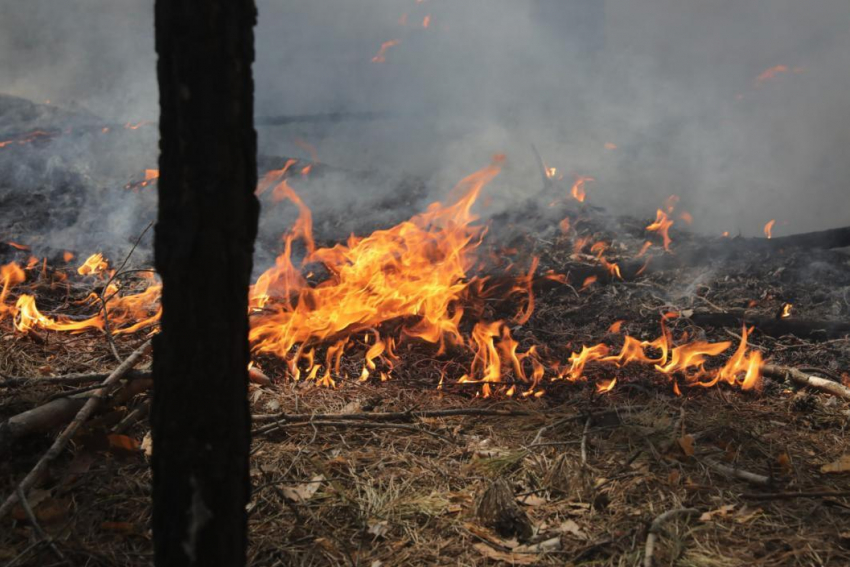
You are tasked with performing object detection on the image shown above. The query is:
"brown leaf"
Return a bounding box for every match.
[678,435,695,457]
[141,432,153,458]
[107,433,141,456]
[556,519,587,540]
[700,504,736,522]
[517,494,547,507]
[472,543,538,565]
[282,475,325,502]
[821,455,850,474]
[248,366,271,386]
[101,521,136,535]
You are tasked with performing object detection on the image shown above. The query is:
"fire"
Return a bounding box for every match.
[764,219,775,239]
[422,15,431,28]
[249,157,503,380]
[780,303,793,318]
[0,157,773,400]
[646,209,674,251]
[125,169,160,190]
[372,40,400,63]
[755,65,789,84]
[77,253,109,277]
[570,175,593,203]
[0,130,53,149]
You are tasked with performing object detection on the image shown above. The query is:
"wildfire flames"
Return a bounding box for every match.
[0,158,767,397]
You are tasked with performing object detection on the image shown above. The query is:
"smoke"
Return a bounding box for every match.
[0,0,848,251]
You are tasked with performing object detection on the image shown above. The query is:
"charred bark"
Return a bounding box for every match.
[689,309,850,340]
[151,1,259,566]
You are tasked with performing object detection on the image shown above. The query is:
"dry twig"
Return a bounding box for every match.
[643,507,699,567]
[0,340,151,520]
[762,364,850,401]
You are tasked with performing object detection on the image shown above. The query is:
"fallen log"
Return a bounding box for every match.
[0,340,152,521]
[689,309,850,340]
[762,364,850,401]
[0,352,152,455]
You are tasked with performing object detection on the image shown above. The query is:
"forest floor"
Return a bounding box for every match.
[2,225,850,566]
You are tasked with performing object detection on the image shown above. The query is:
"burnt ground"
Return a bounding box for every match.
[1,94,850,566]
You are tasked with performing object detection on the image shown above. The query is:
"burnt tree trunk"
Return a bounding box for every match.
[151,1,259,566]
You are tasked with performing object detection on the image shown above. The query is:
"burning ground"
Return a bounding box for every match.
[2,96,850,565]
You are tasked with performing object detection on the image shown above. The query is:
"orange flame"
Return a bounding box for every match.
[372,40,400,63]
[646,209,674,251]
[77,253,109,277]
[764,219,775,239]
[570,175,593,203]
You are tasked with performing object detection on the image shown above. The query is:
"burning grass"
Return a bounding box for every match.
[1,157,850,564]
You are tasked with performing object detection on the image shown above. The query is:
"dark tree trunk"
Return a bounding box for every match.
[151,1,259,565]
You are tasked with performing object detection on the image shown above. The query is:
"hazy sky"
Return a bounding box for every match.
[1,0,848,236]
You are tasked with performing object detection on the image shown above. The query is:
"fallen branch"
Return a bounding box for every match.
[741,490,850,501]
[252,407,531,426]
[643,508,700,567]
[0,374,152,452]
[704,458,771,486]
[16,486,66,564]
[0,369,151,388]
[256,420,455,444]
[762,364,850,401]
[689,309,850,341]
[0,340,151,521]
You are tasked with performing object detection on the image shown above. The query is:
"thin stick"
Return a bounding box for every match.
[529,405,648,446]
[741,491,850,500]
[0,340,151,520]
[762,364,850,401]
[0,369,151,388]
[98,221,154,362]
[255,420,455,444]
[580,416,592,466]
[704,458,771,486]
[252,407,531,428]
[16,486,66,564]
[643,508,699,567]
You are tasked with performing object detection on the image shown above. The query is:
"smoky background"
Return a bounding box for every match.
[0,0,848,247]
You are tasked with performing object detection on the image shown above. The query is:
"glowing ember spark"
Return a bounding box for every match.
[422,15,431,28]
[608,320,624,334]
[580,275,597,291]
[6,242,29,251]
[63,251,74,263]
[755,65,789,84]
[764,219,775,239]
[372,40,400,63]
[570,175,593,203]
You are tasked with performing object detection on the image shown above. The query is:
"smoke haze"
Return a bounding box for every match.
[1,0,848,243]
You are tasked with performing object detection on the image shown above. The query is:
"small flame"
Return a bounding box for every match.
[422,15,431,28]
[596,378,617,393]
[780,303,793,319]
[77,253,109,277]
[372,40,400,63]
[570,175,593,203]
[608,320,624,334]
[647,209,674,252]
[764,220,775,239]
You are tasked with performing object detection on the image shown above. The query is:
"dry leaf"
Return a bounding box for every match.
[735,506,762,524]
[101,521,136,534]
[557,519,587,540]
[821,455,850,474]
[775,452,792,476]
[515,536,562,554]
[107,433,140,455]
[517,494,547,507]
[340,400,363,415]
[282,475,325,502]
[678,434,695,457]
[367,519,389,538]
[141,432,153,457]
[472,543,538,565]
[700,504,736,522]
[248,366,271,386]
